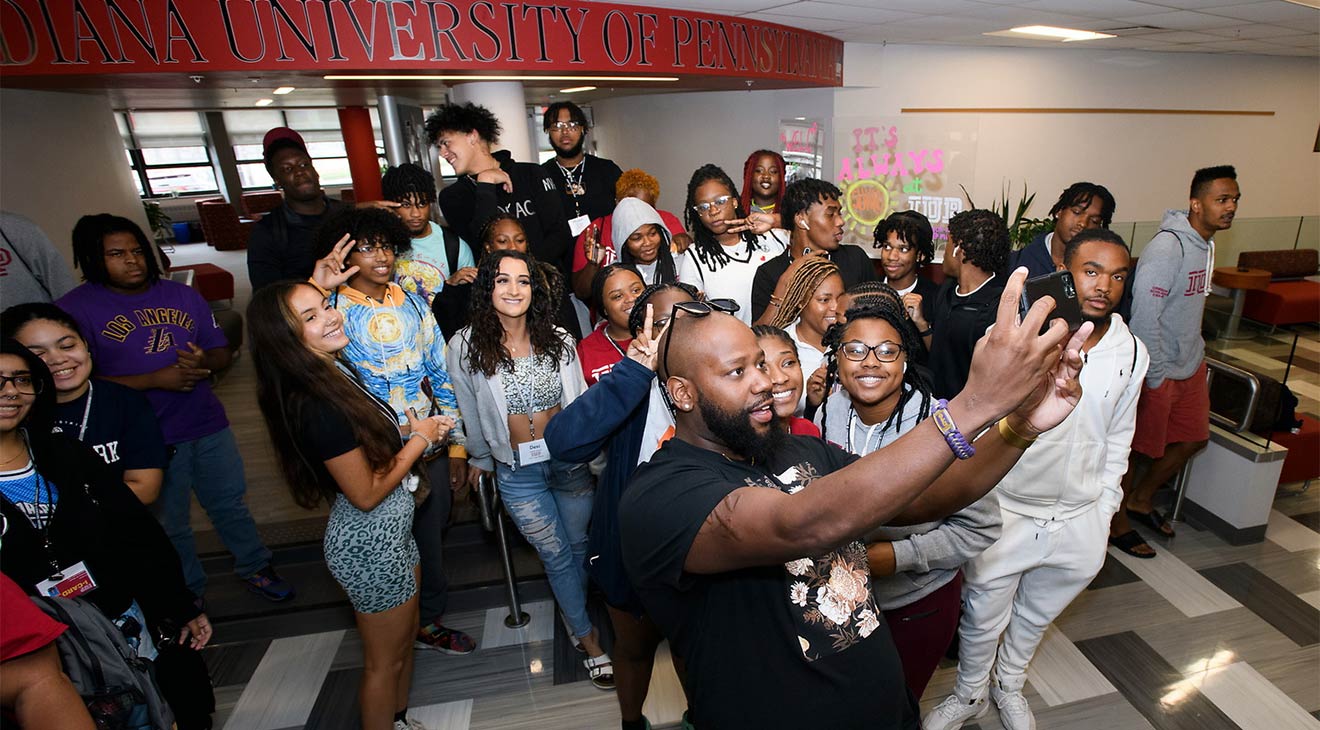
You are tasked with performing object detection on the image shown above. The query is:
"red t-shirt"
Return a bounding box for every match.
[0,573,65,662]
[577,327,632,386]
[572,209,687,272]
[790,417,821,437]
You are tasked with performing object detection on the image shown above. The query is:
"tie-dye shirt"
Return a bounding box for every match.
[324,282,465,457]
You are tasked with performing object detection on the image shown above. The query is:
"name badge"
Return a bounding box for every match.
[37,560,97,599]
[568,214,592,237]
[518,438,552,466]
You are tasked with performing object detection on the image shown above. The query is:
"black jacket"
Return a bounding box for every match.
[1,433,199,634]
[246,198,346,292]
[438,151,572,274]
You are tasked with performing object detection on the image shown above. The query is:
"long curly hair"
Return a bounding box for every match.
[0,338,56,464]
[740,149,786,212]
[684,164,766,272]
[770,257,840,329]
[464,250,569,377]
[248,282,402,509]
[819,299,933,445]
[424,102,501,145]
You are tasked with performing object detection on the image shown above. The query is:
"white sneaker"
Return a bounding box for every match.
[923,693,989,730]
[394,719,429,730]
[990,683,1036,730]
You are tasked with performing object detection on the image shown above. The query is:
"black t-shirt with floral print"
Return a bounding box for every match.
[620,436,919,730]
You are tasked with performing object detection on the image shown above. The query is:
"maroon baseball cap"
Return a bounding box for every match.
[262,127,307,157]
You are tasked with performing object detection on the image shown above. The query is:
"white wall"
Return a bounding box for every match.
[836,43,1320,223]
[0,88,148,267]
[593,87,835,217]
[594,43,1318,229]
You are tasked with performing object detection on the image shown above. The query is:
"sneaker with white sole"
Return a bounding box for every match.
[990,683,1036,730]
[923,693,989,730]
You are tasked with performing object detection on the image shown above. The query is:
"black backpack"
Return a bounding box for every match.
[31,596,174,730]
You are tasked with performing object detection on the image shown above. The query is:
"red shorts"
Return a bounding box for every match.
[1131,360,1210,459]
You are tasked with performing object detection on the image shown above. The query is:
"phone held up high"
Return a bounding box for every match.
[1019,270,1084,334]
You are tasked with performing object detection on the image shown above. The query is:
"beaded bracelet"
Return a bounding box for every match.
[931,399,975,460]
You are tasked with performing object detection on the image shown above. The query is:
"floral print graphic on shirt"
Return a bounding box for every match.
[751,462,881,662]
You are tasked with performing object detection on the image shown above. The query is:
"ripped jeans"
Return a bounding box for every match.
[495,457,595,638]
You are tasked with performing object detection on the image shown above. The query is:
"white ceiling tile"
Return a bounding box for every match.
[1111,10,1244,30]
[582,0,790,10]
[1137,0,1257,7]
[873,15,1007,35]
[1011,0,1173,19]
[814,0,1001,13]
[754,0,919,23]
[959,5,1118,29]
[1202,2,1320,24]
[741,12,852,31]
[1134,29,1226,42]
[1200,22,1314,38]
[1277,33,1320,47]
[1272,45,1320,55]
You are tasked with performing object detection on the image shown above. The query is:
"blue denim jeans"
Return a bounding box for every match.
[154,428,272,597]
[495,457,595,638]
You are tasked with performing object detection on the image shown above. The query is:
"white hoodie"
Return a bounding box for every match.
[995,313,1148,522]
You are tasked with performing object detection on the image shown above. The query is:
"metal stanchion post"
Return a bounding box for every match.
[1170,459,1193,523]
[476,474,529,628]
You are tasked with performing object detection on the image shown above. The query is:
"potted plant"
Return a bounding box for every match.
[961,182,1053,250]
[143,200,173,242]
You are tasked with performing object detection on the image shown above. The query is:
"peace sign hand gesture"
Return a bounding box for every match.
[626,303,670,372]
[311,234,360,291]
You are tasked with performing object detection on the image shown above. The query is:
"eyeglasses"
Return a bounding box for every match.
[550,121,582,131]
[659,299,740,397]
[691,195,734,217]
[353,243,394,256]
[839,340,904,363]
[0,374,41,395]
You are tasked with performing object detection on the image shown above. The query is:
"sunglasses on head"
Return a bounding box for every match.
[658,298,741,413]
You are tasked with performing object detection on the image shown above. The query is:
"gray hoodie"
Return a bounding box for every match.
[1129,210,1214,387]
[610,197,673,286]
[816,389,1002,610]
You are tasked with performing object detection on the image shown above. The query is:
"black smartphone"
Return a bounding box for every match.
[1019,270,1084,333]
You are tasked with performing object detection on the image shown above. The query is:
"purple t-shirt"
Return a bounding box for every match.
[58,281,229,445]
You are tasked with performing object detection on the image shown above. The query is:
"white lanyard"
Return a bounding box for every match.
[75,381,94,441]
[845,407,886,457]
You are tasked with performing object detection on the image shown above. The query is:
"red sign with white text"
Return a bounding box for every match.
[0,1,843,86]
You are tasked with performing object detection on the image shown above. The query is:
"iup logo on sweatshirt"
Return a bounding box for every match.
[1184,269,1208,296]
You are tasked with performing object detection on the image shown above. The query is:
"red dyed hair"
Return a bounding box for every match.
[740,149,786,213]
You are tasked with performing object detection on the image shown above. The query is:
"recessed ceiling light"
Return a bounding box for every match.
[255,98,274,107]
[324,74,679,82]
[985,25,1116,42]
[559,86,597,93]
[273,86,295,95]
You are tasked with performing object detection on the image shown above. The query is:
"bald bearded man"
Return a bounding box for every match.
[618,270,1092,729]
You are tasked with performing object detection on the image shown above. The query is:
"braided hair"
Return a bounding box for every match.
[740,149,786,213]
[841,280,904,313]
[477,212,522,250]
[627,280,698,338]
[818,298,933,445]
[684,164,765,272]
[769,257,840,329]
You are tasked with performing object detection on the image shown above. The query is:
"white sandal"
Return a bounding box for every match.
[584,652,615,690]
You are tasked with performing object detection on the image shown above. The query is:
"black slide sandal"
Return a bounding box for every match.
[1127,507,1175,537]
[1109,530,1156,559]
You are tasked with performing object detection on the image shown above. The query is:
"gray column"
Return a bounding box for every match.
[378,94,406,167]
[201,111,244,206]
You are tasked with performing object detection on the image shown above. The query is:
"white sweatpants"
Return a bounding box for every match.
[952,501,1111,699]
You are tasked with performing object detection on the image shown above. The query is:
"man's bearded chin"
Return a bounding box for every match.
[556,137,585,160]
[700,398,787,464]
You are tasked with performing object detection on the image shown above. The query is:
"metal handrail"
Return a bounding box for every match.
[476,473,530,629]
[1205,357,1261,434]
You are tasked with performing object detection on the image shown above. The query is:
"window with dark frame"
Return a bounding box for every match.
[119,111,219,198]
